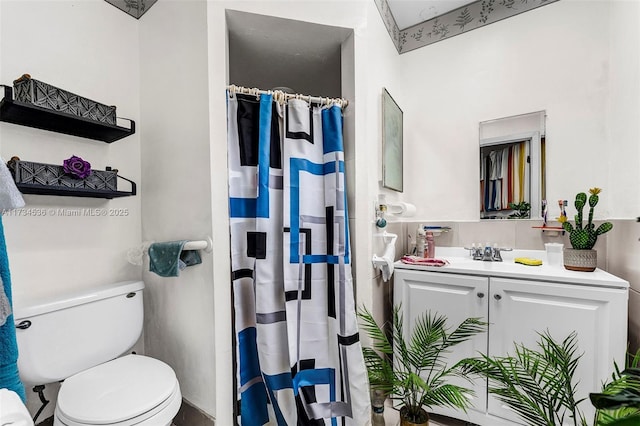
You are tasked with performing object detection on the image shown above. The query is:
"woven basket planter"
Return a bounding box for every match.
[563,248,597,272]
[13,74,116,125]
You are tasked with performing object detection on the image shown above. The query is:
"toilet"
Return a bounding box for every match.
[13,281,181,426]
[0,388,34,426]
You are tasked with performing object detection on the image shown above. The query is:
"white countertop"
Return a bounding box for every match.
[394,247,629,289]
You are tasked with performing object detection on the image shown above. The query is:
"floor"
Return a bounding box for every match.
[39,406,466,426]
[383,402,469,426]
[42,412,464,425]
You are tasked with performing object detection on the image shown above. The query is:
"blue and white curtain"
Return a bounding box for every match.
[227,91,369,425]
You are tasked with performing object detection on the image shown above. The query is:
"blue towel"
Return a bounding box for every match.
[0,216,25,402]
[149,241,202,278]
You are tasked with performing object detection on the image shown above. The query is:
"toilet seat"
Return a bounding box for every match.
[54,355,181,426]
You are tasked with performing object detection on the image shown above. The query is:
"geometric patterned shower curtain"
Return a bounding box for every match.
[227,91,370,425]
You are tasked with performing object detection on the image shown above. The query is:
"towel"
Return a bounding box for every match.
[149,241,202,277]
[0,216,26,402]
[0,157,25,212]
[400,256,449,267]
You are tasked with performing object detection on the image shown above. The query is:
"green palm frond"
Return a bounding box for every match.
[358,305,393,356]
[463,355,554,426]
[444,317,488,347]
[460,330,587,426]
[421,383,475,410]
[591,349,640,425]
[358,305,487,415]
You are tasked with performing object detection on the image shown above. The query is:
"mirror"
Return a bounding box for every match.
[382,88,403,192]
[479,111,546,220]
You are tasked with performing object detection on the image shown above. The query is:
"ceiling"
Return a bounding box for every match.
[387,0,476,30]
[377,0,559,53]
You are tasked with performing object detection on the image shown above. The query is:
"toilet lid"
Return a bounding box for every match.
[57,354,177,424]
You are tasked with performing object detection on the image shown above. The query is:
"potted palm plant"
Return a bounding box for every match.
[358,306,486,426]
[462,331,588,426]
[560,187,613,271]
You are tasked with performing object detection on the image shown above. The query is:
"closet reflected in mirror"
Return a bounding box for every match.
[480,111,546,220]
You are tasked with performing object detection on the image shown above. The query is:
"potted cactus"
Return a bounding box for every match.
[559,188,613,271]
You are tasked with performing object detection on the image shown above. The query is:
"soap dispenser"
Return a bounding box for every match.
[426,232,435,259]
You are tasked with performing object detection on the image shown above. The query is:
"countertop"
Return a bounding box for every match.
[394,247,629,289]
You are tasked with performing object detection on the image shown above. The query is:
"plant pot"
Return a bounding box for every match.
[563,248,597,272]
[399,406,429,426]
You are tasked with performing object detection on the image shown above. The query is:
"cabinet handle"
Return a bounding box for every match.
[477,292,485,298]
[494,294,502,300]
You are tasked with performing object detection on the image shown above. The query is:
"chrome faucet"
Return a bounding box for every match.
[482,244,493,261]
[464,244,512,262]
[465,244,483,260]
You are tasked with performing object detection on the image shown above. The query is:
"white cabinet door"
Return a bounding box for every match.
[488,277,628,425]
[394,270,489,420]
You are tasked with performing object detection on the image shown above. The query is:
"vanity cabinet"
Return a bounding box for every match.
[394,268,628,426]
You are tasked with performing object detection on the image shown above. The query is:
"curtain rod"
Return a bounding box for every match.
[227,85,349,109]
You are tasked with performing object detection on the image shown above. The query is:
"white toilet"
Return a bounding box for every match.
[0,388,34,426]
[13,281,181,426]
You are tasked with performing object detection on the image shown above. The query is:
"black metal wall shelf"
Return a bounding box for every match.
[0,86,135,143]
[16,177,137,199]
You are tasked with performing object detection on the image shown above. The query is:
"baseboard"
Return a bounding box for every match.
[173,398,216,426]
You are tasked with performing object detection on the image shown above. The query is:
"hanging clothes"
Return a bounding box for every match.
[227,91,369,425]
[507,146,515,205]
[480,140,530,215]
[518,142,526,202]
[500,148,509,209]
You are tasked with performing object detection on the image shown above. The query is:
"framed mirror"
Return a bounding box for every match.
[382,88,403,192]
[479,111,546,219]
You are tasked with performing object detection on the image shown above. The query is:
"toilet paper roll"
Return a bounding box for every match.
[0,389,34,426]
[387,202,416,217]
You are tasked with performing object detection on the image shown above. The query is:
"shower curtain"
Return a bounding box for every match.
[227,91,369,425]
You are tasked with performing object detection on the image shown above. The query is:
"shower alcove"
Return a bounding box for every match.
[225,9,358,421]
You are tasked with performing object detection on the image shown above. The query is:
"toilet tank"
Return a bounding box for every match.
[13,281,144,385]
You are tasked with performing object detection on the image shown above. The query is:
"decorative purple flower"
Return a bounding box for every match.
[63,155,92,179]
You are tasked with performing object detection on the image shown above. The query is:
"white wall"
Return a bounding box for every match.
[0,0,141,418]
[607,0,640,219]
[139,0,215,417]
[0,0,141,298]
[392,0,638,221]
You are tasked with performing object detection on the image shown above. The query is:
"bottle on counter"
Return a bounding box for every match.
[426,231,435,259]
[416,224,426,257]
